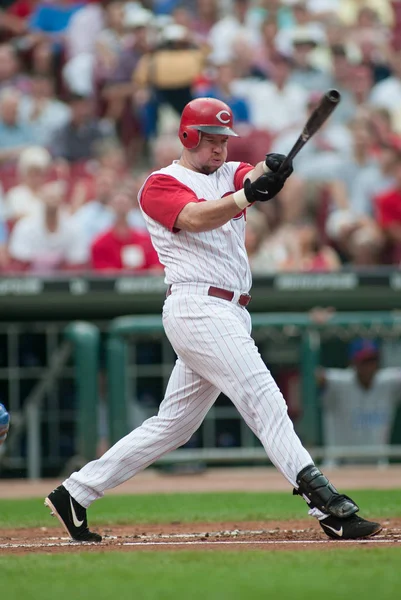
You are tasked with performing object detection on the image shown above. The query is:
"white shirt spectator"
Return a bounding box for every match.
[307,0,339,12]
[65,3,105,59]
[62,53,96,97]
[369,78,401,133]
[4,184,43,221]
[208,14,260,64]
[9,209,87,270]
[322,367,401,451]
[275,22,327,58]
[272,122,353,169]
[232,79,308,133]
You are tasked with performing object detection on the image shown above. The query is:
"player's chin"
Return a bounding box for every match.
[203,161,222,174]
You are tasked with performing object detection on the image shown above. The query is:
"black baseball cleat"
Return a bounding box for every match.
[44,485,102,543]
[320,513,382,540]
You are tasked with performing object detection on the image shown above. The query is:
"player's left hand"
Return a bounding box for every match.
[0,403,10,445]
[264,153,293,179]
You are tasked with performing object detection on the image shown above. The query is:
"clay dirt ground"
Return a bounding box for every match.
[1,466,400,555]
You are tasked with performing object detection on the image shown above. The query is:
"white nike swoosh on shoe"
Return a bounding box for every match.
[70,497,84,527]
[321,522,343,537]
[257,190,269,194]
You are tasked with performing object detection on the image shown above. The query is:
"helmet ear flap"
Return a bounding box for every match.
[179,127,200,149]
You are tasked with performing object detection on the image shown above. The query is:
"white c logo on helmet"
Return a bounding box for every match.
[216,110,231,124]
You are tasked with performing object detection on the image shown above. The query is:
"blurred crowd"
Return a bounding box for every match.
[1,0,401,273]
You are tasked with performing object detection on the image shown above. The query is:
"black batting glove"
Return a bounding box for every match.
[265,153,294,179]
[244,172,286,203]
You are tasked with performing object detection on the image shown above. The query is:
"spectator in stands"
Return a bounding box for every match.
[370,48,401,133]
[0,1,30,38]
[195,58,250,125]
[71,167,119,254]
[28,0,84,50]
[338,0,394,30]
[19,72,71,146]
[280,219,341,272]
[63,0,127,97]
[8,180,87,272]
[4,145,51,221]
[232,51,308,133]
[97,6,153,158]
[375,149,401,263]
[133,23,210,137]
[244,207,273,274]
[245,205,306,273]
[91,185,161,272]
[30,39,59,84]
[346,225,385,266]
[64,0,105,61]
[0,43,31,94]
[348,136,398,218]
[251,15,279,80]
[0,87,37,163]
[297,111,378,200]
[149,134,182,170]
[287,28,332,92]
[272,90,353,177]
[95,0,127,71]
[348,61,376,109]
[207,0,259,65]
[351,7,392,83]
[192,0,219,41]
[49,93,115,163]
[316,337,401,465]
[0,214,8,270]
[325,44,363,127]
[92,138,128,177]
[275,1,327,58]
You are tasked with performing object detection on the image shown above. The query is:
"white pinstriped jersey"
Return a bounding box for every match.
[138,161,252,293]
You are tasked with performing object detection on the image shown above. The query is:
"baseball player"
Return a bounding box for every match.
[45,98,381,543]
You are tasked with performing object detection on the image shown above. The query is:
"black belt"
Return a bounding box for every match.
[166,285,251,307]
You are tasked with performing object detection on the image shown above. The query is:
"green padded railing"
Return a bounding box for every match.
[65,321,100,461]
[105,312,401,447]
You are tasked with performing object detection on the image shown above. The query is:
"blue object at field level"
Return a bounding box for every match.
[0,403,9,427]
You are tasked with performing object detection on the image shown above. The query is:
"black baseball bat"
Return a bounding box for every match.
[278,89,341,173]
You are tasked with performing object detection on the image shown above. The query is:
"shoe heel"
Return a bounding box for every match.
[44,497,73,540]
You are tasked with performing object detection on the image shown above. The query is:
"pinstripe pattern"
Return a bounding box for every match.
[63,160,313,509]
[65,292,312,507]
[65,355,220,507]
[138,161,251,292]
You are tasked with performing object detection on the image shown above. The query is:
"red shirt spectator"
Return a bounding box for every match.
[375,154,401,262]
[91,185,161,272]
[92,228,160,271]
[376,188,401,228]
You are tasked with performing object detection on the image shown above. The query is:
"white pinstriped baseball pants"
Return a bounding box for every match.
[64,285,313,508]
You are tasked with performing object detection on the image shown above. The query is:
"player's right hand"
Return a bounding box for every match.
[0,403,10,445]
[244,168,290,203]
[264,153,293,179]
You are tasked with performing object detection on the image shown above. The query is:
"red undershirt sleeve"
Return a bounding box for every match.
[234,162,255,191]
[140,175,200,232]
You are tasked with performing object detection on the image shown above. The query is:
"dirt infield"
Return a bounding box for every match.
[1,466,400,555]
[1,520,400,555]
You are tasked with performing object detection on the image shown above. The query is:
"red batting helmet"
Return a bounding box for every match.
[179,98,238,149]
